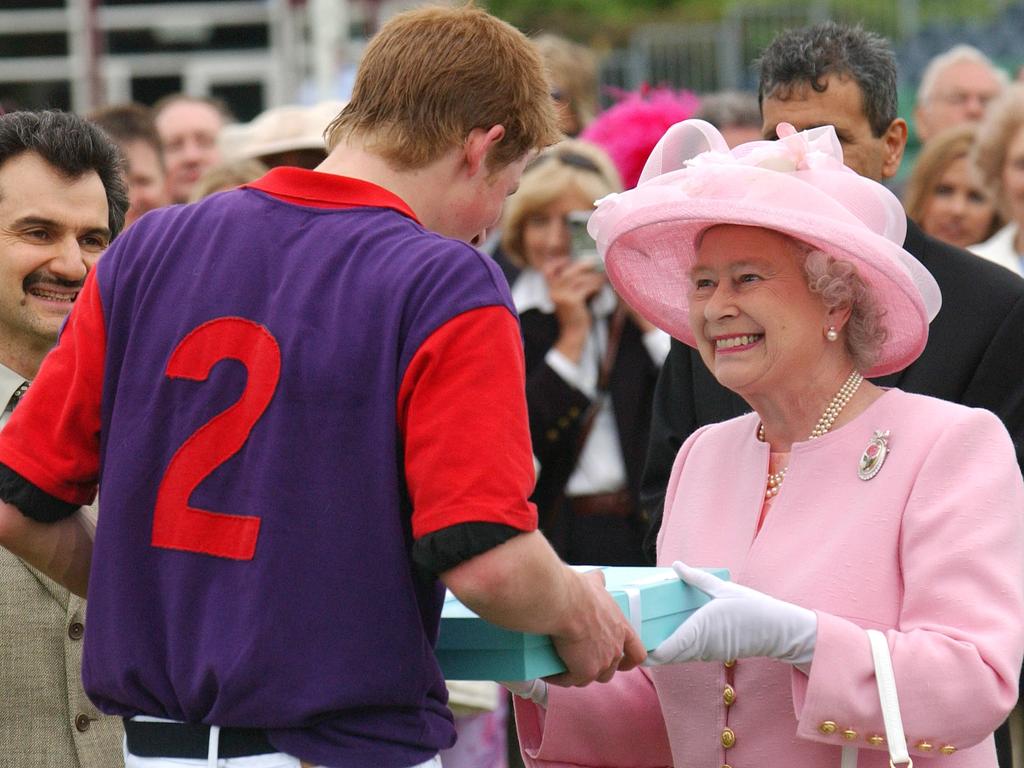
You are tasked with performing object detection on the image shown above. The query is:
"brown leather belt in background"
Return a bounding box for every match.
[566,490,633,518]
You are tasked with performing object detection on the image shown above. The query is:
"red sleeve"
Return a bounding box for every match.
[0,270,106,505]
[398,305,538,539]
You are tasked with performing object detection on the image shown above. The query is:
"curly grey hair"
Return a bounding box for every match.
[801,247,888,372]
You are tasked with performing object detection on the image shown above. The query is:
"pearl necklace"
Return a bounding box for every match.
[758,370,864,499]
[765,466,787,499]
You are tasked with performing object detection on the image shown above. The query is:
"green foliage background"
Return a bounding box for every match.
[482,0,1007,46]
[482,0,721,45]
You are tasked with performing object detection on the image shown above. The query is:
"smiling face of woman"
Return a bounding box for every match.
[920,155,998,248]
[688,225,839,400]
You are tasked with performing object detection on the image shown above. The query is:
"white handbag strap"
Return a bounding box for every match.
[867,628,912,767]
[838,631,912,768]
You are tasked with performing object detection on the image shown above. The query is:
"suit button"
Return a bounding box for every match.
[916,741,934,752]
[68,622,84,641]
[868,735,885,746]
[557,416,570,428]
[568,406,581,418]
[842,729,858,741]
[818,721,837,735]
[723,659,736,669]
[75,714,91,732]
[545,429,558,441]
[722,685,736,706]
[720,727,736,748]
[940,745,957,756]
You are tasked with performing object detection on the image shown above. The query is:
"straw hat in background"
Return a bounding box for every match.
[219,100,347,169]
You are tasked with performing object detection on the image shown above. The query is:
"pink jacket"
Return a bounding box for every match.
[515,390,1024,767]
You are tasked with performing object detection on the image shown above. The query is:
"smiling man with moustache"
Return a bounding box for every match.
[0,109,128,767]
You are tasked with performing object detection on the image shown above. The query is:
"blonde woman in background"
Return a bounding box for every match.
[904,124,1001,250]
[502,139,669,565]
[188,158,268,202]
[533,34,598,137]
[971,83,1024,275]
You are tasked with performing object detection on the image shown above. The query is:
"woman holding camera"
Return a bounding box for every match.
[500,139,669,565]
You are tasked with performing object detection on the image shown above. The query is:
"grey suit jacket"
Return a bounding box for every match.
[0,547,124,767]
[0,360,123,768]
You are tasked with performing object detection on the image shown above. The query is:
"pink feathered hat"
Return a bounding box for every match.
[590,119,941,377]
[580,87,700,189]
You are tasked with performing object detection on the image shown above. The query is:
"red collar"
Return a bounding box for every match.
[243,167,420,223]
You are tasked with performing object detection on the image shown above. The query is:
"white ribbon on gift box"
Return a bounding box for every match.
[621,586,642,636]
[572,566,681,638]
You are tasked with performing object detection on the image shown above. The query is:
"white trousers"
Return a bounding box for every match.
[123,721,443,768]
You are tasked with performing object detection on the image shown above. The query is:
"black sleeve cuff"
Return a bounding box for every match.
[0,462,81,523]
[412,521,526,575]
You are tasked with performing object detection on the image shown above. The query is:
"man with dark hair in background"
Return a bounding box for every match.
[89,102,169,227]
[0,109,128,768]
[641,22,1024,767]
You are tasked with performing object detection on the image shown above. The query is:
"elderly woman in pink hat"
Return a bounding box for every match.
[506,121,1024,767]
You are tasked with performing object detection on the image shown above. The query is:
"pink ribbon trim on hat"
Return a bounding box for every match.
[686,122,848,175]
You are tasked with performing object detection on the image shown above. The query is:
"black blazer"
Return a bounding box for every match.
[520,308,660,522]
[640,218,1024,556]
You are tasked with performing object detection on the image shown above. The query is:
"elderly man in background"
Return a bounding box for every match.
[89,102,169,228]
[0,110,128,768]
[153,93,231,203]
[642,22,1024,768]
[913,44,1007,144]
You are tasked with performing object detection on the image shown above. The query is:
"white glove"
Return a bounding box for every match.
[646,562,817,667]
[500,679,549,708]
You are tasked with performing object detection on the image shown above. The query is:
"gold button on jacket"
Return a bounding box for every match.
[867,735,885,746]
[940,745,957,756]
[722,685,735,706]
[818,721,837,735]
[720,727,736,749]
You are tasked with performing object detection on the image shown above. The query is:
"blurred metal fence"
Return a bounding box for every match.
[599,0,1016,100]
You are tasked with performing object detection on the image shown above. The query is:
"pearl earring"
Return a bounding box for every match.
[826,326,839,342]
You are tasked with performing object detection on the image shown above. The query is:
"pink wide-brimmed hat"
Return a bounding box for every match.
[589,119,942,377]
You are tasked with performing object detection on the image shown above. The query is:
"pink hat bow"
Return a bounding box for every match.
[637,120,847,183]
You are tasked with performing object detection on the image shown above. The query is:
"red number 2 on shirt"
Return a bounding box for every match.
[151,317,281,560]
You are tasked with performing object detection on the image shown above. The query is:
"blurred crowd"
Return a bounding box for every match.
[59,35,1024,277]
[67,36,1024,277]
[4,17,1024,768]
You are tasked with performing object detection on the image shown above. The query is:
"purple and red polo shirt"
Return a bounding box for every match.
[0,168,538,767]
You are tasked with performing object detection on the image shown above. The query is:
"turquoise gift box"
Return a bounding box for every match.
[436,566,729,681]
